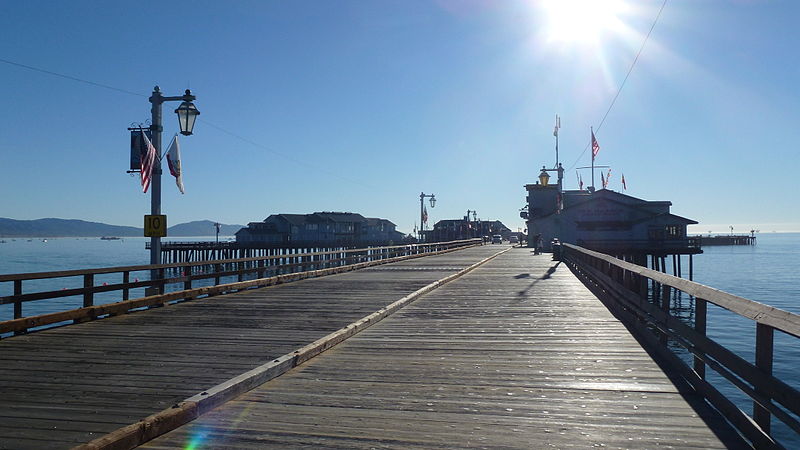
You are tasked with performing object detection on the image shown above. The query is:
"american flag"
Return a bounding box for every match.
[591,130,600,159]
[140,131,157,193]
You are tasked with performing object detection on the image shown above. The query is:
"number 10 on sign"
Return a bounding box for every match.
[144,215,167,237]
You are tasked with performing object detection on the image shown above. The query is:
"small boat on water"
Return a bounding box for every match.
[100,236,122,240]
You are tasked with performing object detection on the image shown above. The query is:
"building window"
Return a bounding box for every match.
[666,225,682,238]
[306,224,318,231]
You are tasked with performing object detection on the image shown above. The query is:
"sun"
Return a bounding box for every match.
[541,0,628,44]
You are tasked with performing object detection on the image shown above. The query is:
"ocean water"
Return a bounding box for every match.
[0,237,232,321]
[1,233,798,444]
[687,232,800,446]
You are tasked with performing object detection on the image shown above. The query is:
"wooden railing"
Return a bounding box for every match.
[560,243,799,449]
[0,239,482,337]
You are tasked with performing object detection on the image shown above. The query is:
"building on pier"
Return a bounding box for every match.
[423,218,512,242]
[235,212,405,245]
[524,168,701,274]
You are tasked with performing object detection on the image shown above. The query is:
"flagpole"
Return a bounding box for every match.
[554,114,560,167]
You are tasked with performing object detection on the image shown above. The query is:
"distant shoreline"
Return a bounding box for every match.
[0,218,243,239]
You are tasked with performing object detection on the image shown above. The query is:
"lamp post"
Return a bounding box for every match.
[538,167,551,186]
[465,209,477,238]
[419,192,436,241]
[147,86,200,276]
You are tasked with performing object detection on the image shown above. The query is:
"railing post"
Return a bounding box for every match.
[660,284,671,345]
[214,263,222,286]
[158,268,166,295]
[13,280,22,319]
[13,280,23,335]
[122,271,130,301]
[754,323,774,434]
[694,297,707,379]
[183,265,192,290]
[237,261,244,283]
[83,274,94,308]
[257,259,265,279]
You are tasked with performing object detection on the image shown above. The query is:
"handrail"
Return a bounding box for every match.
[564,244,798,338]
[0,240,470,282]
[560,243,800,448]
[1,239,482,336]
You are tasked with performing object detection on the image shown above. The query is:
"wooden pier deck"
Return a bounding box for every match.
[0,245,499,449]
[141,248,741,449]
[0,246,747,449]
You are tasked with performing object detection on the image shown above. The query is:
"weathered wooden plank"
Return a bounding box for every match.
[0,245,500,449]
[143,249,741,449]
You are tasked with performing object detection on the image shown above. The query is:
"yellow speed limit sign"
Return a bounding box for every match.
[144,215,167,237]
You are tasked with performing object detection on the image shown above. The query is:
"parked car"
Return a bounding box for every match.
[509,235,519,244]
[491,235,503,244]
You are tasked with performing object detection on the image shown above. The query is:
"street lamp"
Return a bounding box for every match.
[175,96,200,136]
[538,166,550,186]
[147,86,199,284]
[419,192,436,241]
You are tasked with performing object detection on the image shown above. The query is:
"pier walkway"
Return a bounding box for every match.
[143,247,739,449]
[0,245,497,449]
[1,246,742,449]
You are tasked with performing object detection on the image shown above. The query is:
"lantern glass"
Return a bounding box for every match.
[429,196,436,208]
[538,168,550,186]
[175,101,200,136]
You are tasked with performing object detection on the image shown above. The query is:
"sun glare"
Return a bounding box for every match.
[542,0,627,44]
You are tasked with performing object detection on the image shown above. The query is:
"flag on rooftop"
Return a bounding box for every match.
[140,131,157,193]
[165,134,185,194]
[591,129,600,159]
[622,173,627,190]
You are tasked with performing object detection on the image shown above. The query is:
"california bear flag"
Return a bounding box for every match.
[165,134,185,194]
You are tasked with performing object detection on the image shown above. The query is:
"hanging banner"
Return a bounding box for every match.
[129,129,153,171]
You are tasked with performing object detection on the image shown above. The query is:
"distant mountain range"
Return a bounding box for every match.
[0,218,244,238]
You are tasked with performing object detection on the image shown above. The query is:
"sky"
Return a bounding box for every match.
[1,0,799,235]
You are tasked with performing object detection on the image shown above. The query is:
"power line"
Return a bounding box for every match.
[0,57,147,98]
[0,55,377,189]
[566,0,668,171]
